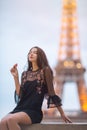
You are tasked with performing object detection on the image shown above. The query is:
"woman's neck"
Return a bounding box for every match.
[32,63,39,71]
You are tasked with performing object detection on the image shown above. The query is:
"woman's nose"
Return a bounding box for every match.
[30,52,34,56]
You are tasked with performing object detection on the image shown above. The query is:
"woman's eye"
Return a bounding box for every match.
[29,51,37,54]
[34,51,38,54]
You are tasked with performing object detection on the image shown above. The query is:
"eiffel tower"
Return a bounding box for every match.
[54,0,87,113]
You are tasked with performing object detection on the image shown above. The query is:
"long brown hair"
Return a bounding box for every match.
[27,46,51,71]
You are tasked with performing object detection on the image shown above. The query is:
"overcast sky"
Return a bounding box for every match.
[0,0,87,118]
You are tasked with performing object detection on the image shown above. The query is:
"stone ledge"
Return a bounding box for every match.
[21,123,87,130]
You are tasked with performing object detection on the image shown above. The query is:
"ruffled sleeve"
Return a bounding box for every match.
[44,66,62,108]
[47,95,62,108]
[14,90,20,104]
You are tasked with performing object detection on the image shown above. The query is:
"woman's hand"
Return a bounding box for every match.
[10,64,18,78]
[10,64,20,95]
[61,113,72,123]
[57,106,72,123]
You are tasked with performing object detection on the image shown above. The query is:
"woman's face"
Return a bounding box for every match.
[28,48,38,63]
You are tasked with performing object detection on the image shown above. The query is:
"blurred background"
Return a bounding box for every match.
[0,0,87,120]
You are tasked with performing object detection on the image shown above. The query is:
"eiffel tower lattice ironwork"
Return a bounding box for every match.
[54,0,87,112]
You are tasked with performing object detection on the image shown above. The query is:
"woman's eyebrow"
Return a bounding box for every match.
[29,50,38,53]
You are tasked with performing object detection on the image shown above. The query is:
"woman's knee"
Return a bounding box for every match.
[0,118,7,125]
[7,116,17,125]
[1,115,15,125]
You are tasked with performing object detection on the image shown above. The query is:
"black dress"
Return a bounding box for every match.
[10,67,62,123]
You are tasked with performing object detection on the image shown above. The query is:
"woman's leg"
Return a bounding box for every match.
[0,114,9,130]
[0,112,32,130]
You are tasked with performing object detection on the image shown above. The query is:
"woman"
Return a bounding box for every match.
[0,46,72,130]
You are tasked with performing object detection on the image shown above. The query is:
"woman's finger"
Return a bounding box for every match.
[13,64,18,69]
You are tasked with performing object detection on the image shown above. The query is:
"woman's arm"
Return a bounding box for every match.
[10,64,20,96]
[57,106,72,123]
[44,66,72,123]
